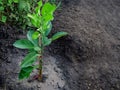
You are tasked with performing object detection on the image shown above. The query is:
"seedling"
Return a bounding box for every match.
[13,0,67,81]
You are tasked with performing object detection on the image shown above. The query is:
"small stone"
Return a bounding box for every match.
[54,67,59,73]
[61,77,64,80]
[57,83,61,89]
[37,85,41,88]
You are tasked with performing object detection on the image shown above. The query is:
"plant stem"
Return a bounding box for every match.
[38,55,42,81]
[38,13,44,81]
[38,36,43,81]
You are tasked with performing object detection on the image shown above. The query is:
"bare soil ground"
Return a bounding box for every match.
[0,0,120,90]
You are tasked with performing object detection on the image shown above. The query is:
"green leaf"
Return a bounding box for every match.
[51,32,68,41]
[42,36,52,46]
[20,51,38,68]
[28,49,34,53]
[1,15,7,23]
[0,1,3,5]
[19,66,34,79]
[13,0,18,3]
[43,14,54,22]
[56,1,62,9]
[49,0,56,3]
[27,14,41,28]
[45,22,52,36]
[33,65,39,69]
[34,46,41,52]
[35,0,42,15]
[41,2,56,22]
[38,0,42,7]
[25,2,30,12]
[32,31,40,39]
[42,2,56,15]
[27,30,38,46]
[13,39,34,49]
[27,30,34,41]
[8,0,13,4]
[41,2,56,16]
[27,14,36,26]
[0,6,4,11]
[18,0,26,11]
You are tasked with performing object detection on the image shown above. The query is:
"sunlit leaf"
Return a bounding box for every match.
[27,14,41,28]
[27,30,38,46]
[35,0,42,15]
[41,2,56,16]
[32,31,40,39]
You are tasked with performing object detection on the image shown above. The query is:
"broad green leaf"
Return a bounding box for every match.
[27,30,38,46]
[1,15,7,23]
[0,6,4,11]
[32,31,40,39]
[20,51,38,68]
[42,36,52,46]
[43,14,54,22]
[45,22,52,36]
[19,66,34,79]
[41,2,56,23]
[13,39,34,49]
[41,2,56,16]
[51,32,68,41]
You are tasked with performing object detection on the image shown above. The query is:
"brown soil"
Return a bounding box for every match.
[0,0,120,90]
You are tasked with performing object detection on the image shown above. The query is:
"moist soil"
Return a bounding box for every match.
[0,0,120,90]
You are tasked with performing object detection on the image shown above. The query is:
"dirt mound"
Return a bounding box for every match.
[0,0,120,90]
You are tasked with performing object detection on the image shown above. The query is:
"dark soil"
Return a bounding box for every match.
[0,0,120,90]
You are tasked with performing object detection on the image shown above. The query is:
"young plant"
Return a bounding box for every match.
[13,0,67,80]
